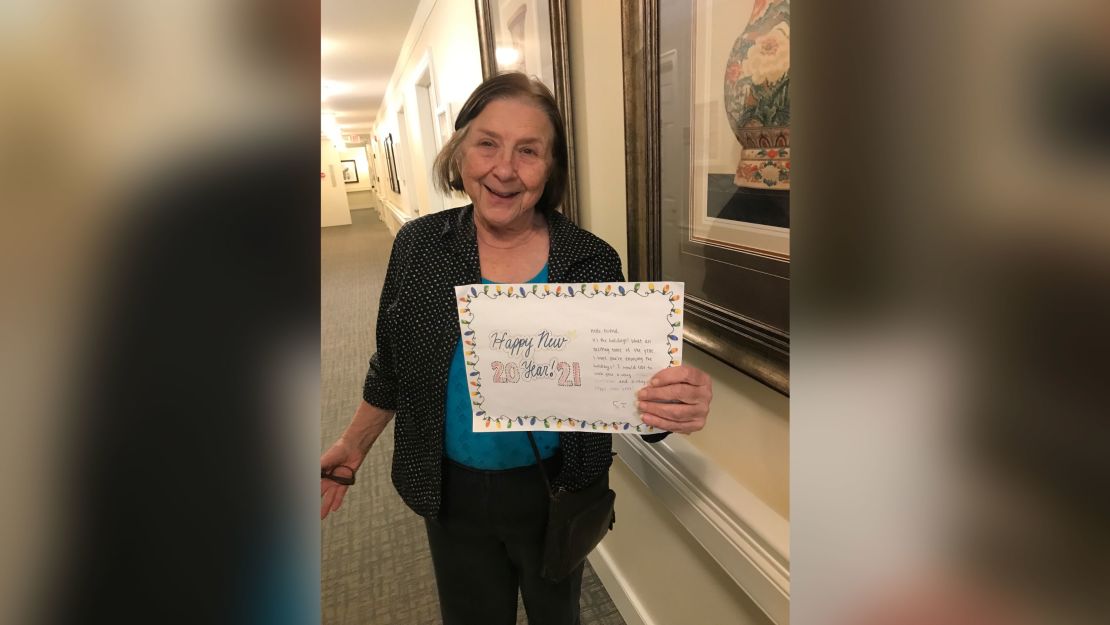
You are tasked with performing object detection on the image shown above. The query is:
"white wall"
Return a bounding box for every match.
[338,146,377,210]
[368,139,394,214]
[568,0,629,269]
[373,0,482,218]
[597,461,778,625]
[347,190,376,211]
[685,348,789,516]
[320,139,352,227]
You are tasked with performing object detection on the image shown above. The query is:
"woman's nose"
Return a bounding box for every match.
[491,149,516,179]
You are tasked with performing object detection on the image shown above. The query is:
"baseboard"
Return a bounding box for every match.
[612,435,790,624]
[588,544,656,625]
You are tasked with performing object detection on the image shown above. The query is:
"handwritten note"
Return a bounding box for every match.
[454,282,684,433]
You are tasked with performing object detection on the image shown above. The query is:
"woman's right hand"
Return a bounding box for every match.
[320,437,366,520]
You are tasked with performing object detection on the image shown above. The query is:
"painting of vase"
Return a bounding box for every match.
[724,0,790,190]
[686,0,789,258]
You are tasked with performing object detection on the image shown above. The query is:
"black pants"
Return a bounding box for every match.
[425,455,583,625]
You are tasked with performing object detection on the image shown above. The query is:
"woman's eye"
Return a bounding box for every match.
[520,147,537,156]
[478,140,495,147]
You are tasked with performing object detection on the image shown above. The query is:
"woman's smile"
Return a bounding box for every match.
[483,184,522,200]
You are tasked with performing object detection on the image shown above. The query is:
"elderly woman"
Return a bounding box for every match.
[321,72,712,625]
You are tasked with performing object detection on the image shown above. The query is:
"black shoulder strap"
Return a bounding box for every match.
[525,431,554,499]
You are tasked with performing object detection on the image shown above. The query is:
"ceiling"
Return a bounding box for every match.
[321,0,422,140]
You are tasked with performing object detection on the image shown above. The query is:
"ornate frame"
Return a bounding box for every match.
[340,159,358,184]
[621,0,789,395]
[384,133,400,195]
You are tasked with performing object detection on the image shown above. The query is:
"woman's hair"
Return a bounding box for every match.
[433,72,568,215]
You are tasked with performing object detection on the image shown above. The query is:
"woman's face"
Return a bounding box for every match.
[459,98,554,230]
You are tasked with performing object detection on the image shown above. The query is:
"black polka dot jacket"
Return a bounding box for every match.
[363,204,668,518]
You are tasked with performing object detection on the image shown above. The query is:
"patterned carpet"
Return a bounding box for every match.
[321,208,627,625]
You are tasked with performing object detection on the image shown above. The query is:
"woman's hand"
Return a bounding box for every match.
[636,365,713,433]
[320,437,366,520]
[320,401,395,520]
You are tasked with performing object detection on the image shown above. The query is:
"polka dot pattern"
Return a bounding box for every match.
[363,204,668,518]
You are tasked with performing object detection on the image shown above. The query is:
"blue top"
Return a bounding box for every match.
[444,265,560,469]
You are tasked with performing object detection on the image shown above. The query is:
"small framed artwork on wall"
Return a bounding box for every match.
[435,104,455,151]
[340,159,359,184]
[385,133,401,194]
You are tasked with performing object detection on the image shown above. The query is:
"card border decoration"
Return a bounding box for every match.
[621,0,789,396]
[474,0,579,223]
[340,159,358,184]
[456,281,683,432]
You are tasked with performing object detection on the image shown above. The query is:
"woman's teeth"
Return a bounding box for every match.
[486,185,518,199]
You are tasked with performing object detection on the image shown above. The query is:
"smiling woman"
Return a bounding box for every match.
[320,71,715,625]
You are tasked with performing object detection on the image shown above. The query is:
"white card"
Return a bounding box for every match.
[454,281,684,433]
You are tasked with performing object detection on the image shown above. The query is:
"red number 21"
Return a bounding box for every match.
[556,361,581,386]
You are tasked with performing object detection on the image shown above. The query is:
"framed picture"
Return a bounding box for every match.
[622,0,790,395]
[384,133,401,195]
[435,104,455,151]
[474,0,579,223]
[369,147,380,187]
[340,159,358,184]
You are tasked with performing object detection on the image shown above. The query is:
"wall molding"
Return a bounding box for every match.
[588,544,655,625]
[374,196,414,237]
[379,0,438,124]
[385,200,412,225]
[612,435,790,624]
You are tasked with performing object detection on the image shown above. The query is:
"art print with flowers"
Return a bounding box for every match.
[624,0,789,394]
[454,282,684,433]
[690,0,790,258]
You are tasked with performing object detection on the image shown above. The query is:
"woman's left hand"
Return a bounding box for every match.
[636,365,713,433]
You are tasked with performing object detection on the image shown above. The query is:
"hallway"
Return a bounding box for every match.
[321,208,627,625]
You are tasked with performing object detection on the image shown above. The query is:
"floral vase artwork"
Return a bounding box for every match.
[724,0,790,190]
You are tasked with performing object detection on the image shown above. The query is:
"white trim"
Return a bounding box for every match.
[412,50,437,111]
[383,199,412,225]
[612,435,790,624]
[588,545,656,625]
[372,196,414,237]
[379,0,438,125]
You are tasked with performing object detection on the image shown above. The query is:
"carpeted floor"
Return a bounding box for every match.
[321,208,627,625]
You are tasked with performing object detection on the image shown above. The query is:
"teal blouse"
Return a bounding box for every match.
[444,265,560,469]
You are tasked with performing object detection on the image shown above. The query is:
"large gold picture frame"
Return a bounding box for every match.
[622,0,790,395]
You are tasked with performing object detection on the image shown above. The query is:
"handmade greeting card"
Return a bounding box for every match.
[454,281,684,433]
